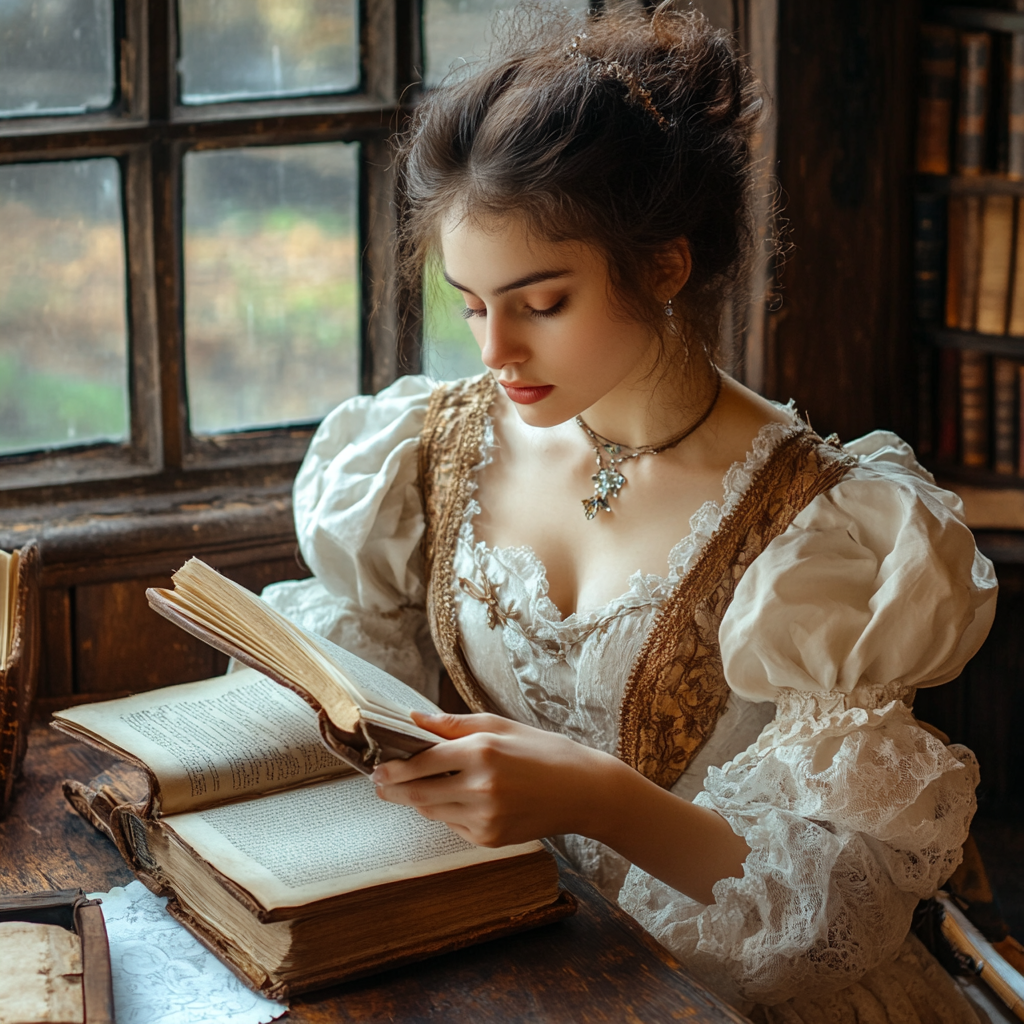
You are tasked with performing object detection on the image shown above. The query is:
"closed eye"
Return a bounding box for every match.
[529,297,567,318]
[460,306,485,320]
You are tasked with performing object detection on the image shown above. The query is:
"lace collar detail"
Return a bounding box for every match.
[457,403,802,632]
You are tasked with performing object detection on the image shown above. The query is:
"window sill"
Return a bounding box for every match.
[0,482,301,587]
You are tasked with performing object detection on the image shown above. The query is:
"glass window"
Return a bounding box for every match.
[177,0,359,105]
[421,264,483,381]
[183,142,360,435]
[423,0,589,87]
[0,158,129,455]
[0,0,115,118]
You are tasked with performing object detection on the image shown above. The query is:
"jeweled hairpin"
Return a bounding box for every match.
[564,34,672,132]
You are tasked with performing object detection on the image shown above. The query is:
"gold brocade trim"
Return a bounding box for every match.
[617,430,857,789]
[419,374,499,714]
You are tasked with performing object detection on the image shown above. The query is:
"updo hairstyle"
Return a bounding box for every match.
[396,1,764,358]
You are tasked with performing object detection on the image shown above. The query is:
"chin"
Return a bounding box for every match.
[510,401,578,429]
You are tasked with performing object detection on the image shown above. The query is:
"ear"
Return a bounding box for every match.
[656,237,692,300]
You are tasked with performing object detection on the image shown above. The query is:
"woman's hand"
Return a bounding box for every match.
[370,711,619,848]
[372,710,753,905]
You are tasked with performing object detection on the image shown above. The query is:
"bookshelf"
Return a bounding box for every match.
[915,5,1024,528]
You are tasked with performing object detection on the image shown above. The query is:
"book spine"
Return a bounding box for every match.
[917,25,958,175]
[956,32,992,175]
[938,347,961,462]
[993,356,1018,474]
[958,195,984,331]
[1010,34,1024,179]
[913,193,947,323]
[1018,364,1024,476]
[960,349,990,468]
[946,195,965,329]
[1009,199,1024,335]
[976,193,1015,335]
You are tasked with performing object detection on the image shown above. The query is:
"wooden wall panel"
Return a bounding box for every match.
[37,588,73,700]
[74,575,226,695]
[68,553,310,700]
[771,0,918,442]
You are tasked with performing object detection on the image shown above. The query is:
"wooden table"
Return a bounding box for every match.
[0,724,748,1023]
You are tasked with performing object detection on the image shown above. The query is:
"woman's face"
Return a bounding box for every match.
[439,212,661,428]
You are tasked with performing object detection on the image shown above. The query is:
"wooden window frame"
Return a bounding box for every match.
[0,0,421,506]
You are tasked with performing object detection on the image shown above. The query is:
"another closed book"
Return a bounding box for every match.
[976,193,1015,335]
[914,193,947,323]
[956,32,992,175]
[960,349,990,467]
[1009,33,1024,179]
[993,356,1018,474]
[917,24,958,175]
[946,195,984,331]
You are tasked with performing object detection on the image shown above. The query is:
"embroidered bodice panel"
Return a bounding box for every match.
[452,412,780,777]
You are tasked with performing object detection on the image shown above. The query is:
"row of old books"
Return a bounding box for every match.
[914,191,1024,335]
[917,23,1024,180]
[921,348,1024,474]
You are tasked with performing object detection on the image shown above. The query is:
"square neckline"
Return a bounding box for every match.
[457,407,802,630]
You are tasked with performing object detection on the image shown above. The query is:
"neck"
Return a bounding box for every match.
[581,348,720,449]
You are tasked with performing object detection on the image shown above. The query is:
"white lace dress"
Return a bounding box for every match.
[262,376,999,1022]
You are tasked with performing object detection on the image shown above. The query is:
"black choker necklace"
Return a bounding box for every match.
[575,371,723,520]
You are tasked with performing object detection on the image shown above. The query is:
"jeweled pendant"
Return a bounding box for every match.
[592,467,626,499]
[582,495,612,520]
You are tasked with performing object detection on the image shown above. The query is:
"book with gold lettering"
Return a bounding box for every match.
[54,559,572,998]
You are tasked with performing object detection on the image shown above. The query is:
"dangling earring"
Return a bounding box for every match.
[664,298,674,318]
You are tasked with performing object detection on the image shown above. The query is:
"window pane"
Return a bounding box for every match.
[0,0,115,118]
[178,0,358,105]
[0,159,129,455]
[184,143,359,435]
[422,265,483,381]
[423,0,589,87]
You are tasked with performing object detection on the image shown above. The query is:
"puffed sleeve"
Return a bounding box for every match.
[618,431,998,1007]
[259,375,441,702]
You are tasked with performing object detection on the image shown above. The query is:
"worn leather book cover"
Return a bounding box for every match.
[976,194,1015,336]
[0,541,40,818]
[0,888,115,1024]
[960,349,990,468]
[993,357,1018,475]
[913,192,947,325]
[1009,33,1024,180]
[917,24,957,175]
[956,32,991,175]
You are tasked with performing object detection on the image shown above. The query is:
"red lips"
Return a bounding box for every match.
[499,383,554,405]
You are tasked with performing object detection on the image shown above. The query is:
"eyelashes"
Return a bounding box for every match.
[460,297,568,320]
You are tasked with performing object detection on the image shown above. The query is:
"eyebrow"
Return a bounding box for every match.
[442,268,573,297]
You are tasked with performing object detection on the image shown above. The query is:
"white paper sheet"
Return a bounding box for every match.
[87,880,287,1024]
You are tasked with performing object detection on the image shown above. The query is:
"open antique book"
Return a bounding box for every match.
[53,560,573,997]
[146,557,446,773]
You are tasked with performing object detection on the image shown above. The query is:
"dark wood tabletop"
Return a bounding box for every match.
[0,723,749,1023]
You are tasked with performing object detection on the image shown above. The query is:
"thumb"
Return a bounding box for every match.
[410,710,508,739]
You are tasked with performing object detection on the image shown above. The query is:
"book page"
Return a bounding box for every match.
[150,559,441,737]
[54,669,352,815]
[166,775,542,910]
[311,633,441,718]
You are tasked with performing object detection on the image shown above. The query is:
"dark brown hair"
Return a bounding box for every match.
[396,1,764,357]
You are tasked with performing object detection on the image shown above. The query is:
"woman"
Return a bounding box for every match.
[263,5,998,1020]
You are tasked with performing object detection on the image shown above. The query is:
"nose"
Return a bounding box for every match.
[478,310,527,372]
